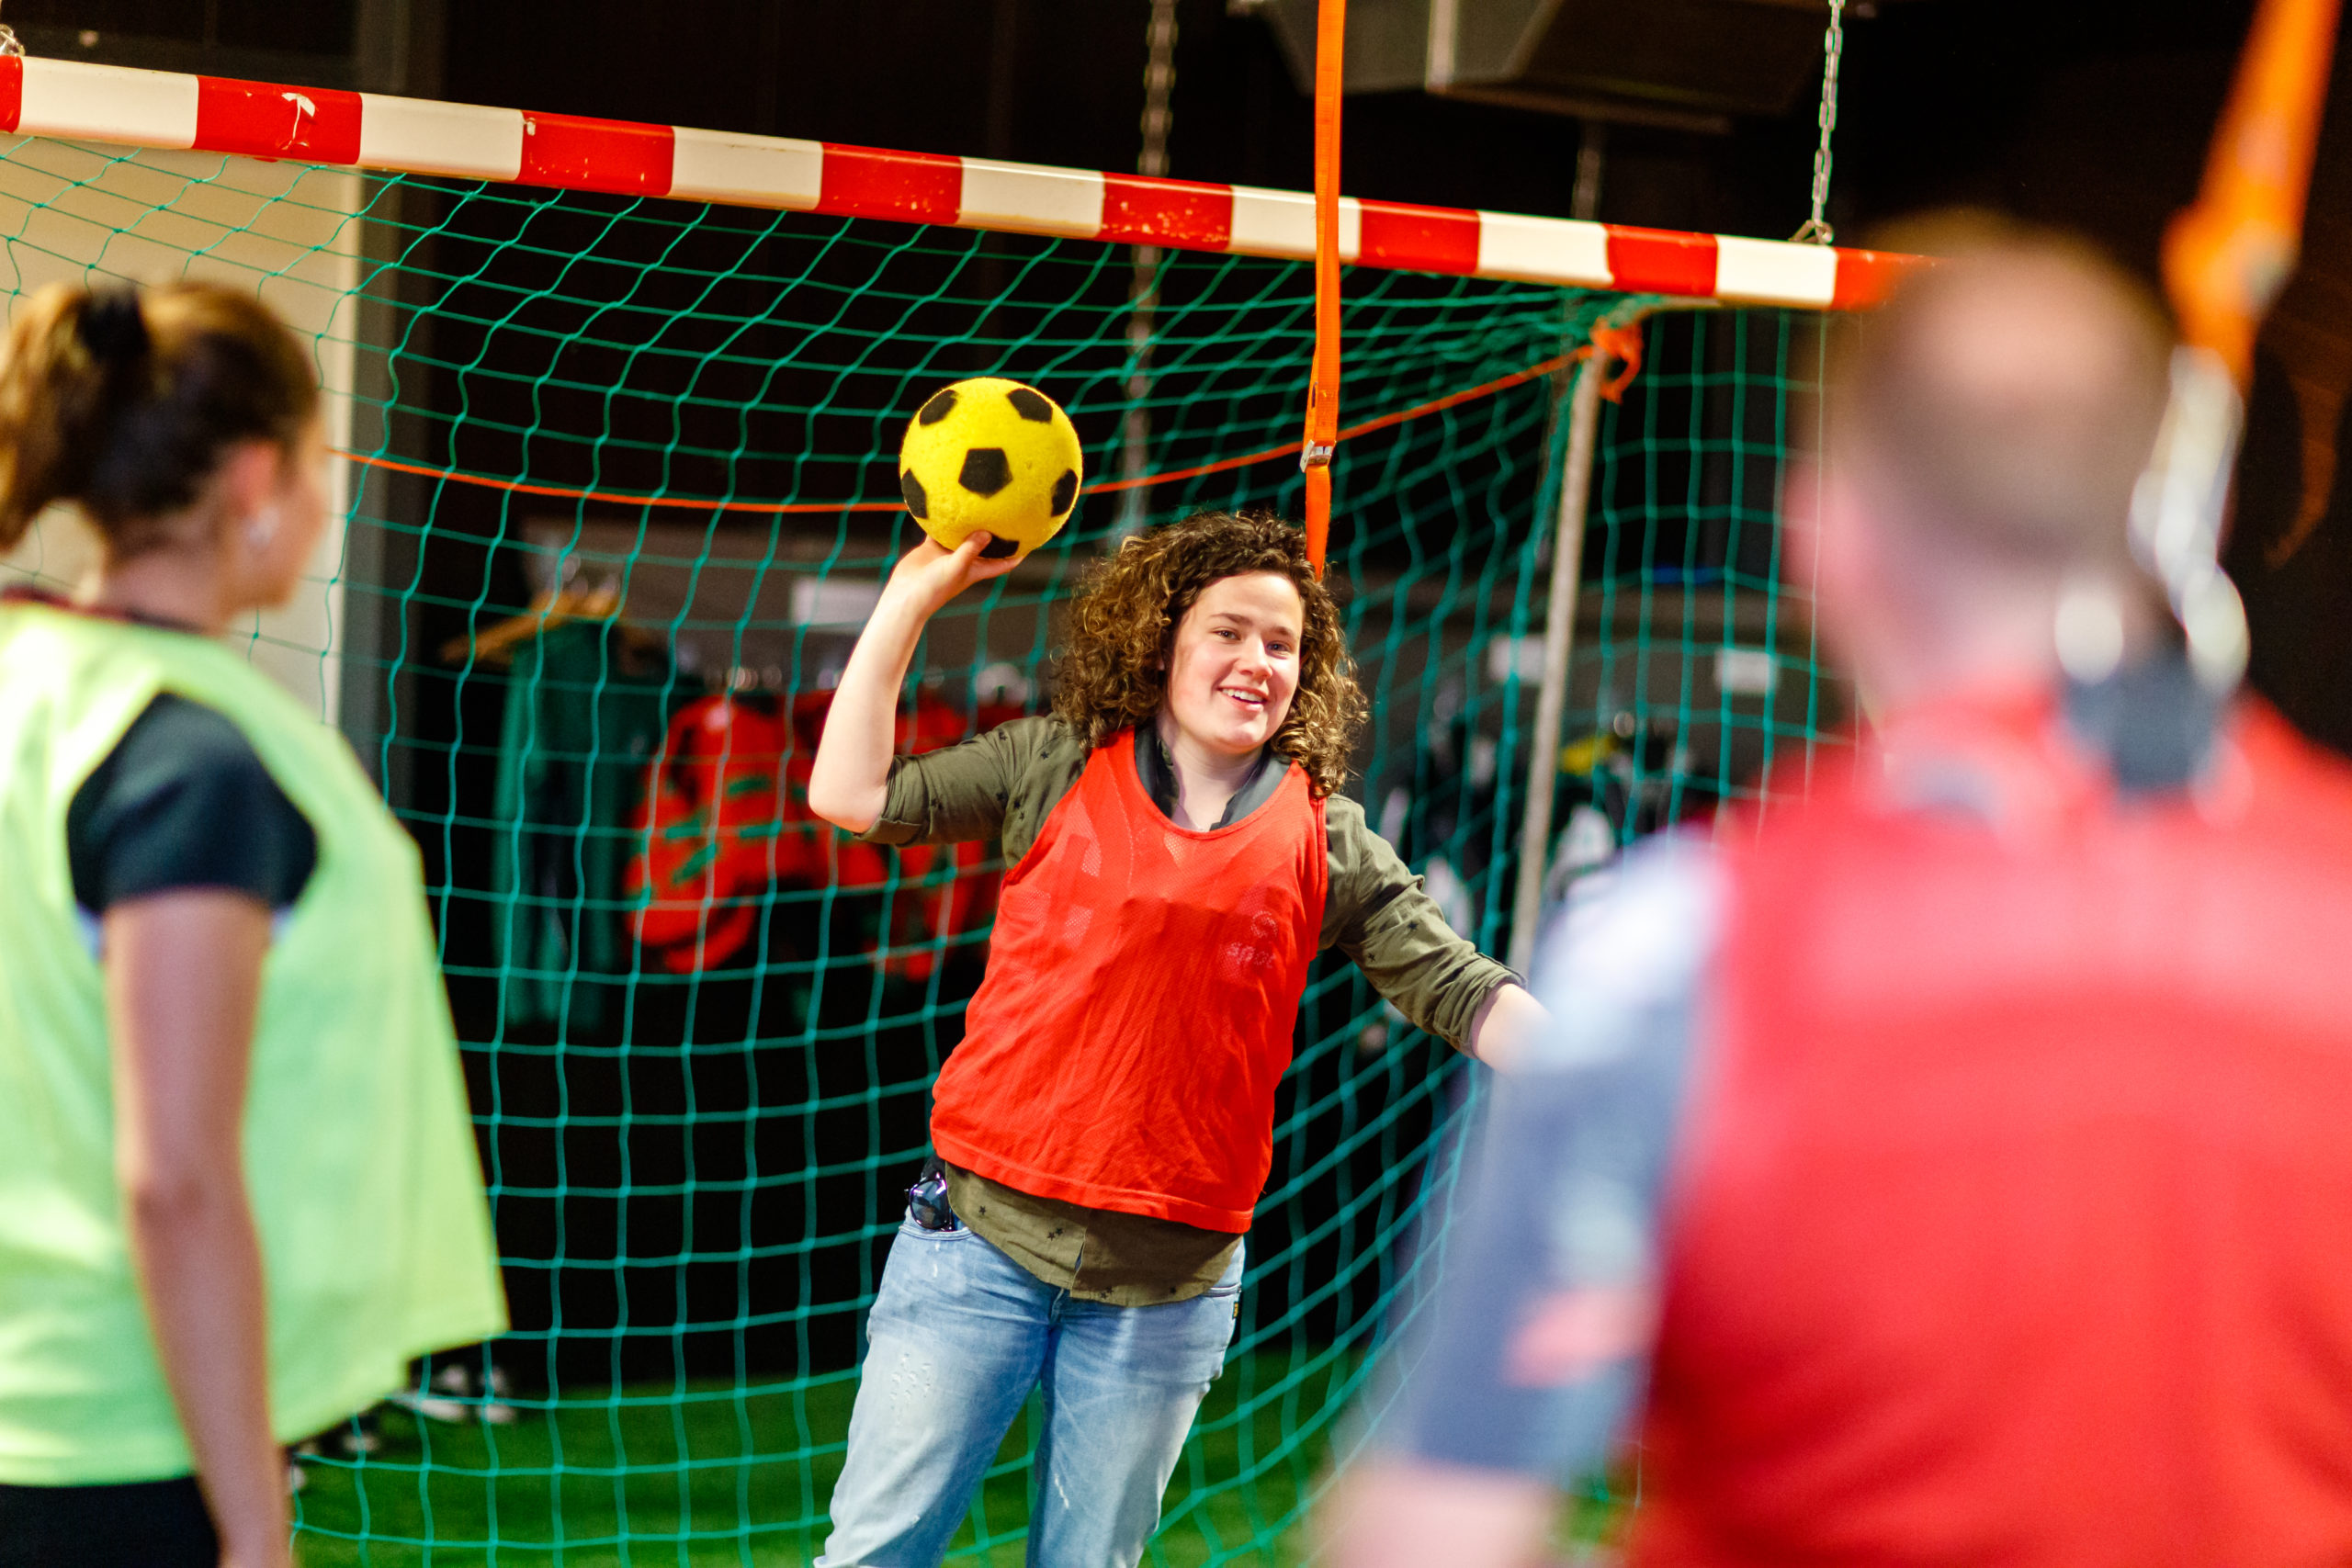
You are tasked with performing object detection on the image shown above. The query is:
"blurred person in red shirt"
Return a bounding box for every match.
[1323,220,2352,1568]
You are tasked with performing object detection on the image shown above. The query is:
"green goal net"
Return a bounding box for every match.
[0,131,1832,1565]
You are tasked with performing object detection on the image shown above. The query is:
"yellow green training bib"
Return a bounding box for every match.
[0,598,506,1483]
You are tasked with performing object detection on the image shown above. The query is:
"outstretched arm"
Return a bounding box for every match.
[808,534,1016,833]
[1325,795,1544,1066]
[1321,838,1724,1568]
[1322,1041,1673,1568]
[108,889,293,1568]
[1317,1461,1556,1568]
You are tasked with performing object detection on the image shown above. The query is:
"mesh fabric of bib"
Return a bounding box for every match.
[931,729,1329,1235]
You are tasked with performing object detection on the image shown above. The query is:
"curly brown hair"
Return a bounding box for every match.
[1052,510,1365,797]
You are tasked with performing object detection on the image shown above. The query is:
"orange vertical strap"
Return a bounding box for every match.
[2164,0,2340,386]
[1301,0,1346,576]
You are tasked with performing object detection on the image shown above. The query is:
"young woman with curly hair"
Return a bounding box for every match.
[808,509,1541,1568]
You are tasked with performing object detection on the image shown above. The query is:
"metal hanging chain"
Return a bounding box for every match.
[1115,0,1181,532]
[1791,0,1845,244]
[1138,0,1178,181]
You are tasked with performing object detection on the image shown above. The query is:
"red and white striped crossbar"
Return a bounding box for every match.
[0,55,1917,310]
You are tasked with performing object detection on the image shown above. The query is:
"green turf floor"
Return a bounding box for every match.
[291,1353,1351,1567]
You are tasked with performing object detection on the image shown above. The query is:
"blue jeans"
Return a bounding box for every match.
[818,1213,1244,1568]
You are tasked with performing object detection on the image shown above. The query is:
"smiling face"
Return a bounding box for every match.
[1161,570,1305,758]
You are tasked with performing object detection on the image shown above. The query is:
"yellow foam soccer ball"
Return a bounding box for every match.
[898,378,1083,558]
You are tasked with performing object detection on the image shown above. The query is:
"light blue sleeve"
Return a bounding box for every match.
[1364,834,1724,1483]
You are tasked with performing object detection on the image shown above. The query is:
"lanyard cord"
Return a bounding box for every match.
[2134,0,2340,690]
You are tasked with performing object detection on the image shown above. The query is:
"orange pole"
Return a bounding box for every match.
[2164,0,2341,385]
[1301,0,1346,575]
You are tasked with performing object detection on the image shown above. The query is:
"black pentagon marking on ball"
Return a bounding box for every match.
[958,447,1012,496]
[1049,468,1079,517]
[900,470,930,519]
[978,534,1020,558]
[1005,387,1054,423]
[917,388,958,426]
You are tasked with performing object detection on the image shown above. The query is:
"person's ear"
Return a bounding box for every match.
[1804,462,1880,605]
[1781,457,1826,586]
[212,437,283,530]
[1795,460,1889,679]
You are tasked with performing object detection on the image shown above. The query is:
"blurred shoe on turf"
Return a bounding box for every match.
[388,1363,476,1425]
[482,1365,520,1426]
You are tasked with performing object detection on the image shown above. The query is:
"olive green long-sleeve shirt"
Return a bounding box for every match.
[862,715,1514,1303]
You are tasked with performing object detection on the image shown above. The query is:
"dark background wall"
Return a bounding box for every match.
[21,0,2347,1382]
[425,0,2348,751]
[21,0,2347,743]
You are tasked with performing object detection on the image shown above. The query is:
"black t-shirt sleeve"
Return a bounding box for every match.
[66,693,319,914]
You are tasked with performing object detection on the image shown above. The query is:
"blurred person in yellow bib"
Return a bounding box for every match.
[0,281,505,1568]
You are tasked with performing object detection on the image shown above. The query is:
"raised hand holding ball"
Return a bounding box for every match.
[898,377,1083,559]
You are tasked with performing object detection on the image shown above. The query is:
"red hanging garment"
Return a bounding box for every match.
[626,694,811,973]
[628,690,1020,977]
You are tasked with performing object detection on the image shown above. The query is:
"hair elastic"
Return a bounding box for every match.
[78,284,149,366]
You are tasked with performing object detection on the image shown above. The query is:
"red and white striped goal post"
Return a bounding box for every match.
[0,55,1918,310]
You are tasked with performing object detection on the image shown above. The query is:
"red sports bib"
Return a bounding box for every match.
[1635,704,2352,1566]
[930,728,1328,1232]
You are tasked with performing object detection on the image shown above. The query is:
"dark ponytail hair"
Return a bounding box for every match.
[0,279,318,554]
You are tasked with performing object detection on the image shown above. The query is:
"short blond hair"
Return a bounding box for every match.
[1826,216,2171,575]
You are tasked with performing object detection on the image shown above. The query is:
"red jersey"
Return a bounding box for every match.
[930,729,1329,1233]
[1640,700,2352,1564]
[1384,691,2352,1568]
